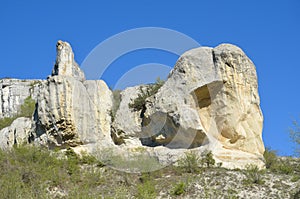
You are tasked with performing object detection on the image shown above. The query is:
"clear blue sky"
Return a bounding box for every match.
[1,0,299,156]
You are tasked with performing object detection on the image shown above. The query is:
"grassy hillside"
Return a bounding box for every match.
[0,146,299,198]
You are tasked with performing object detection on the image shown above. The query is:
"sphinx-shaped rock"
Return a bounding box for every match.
[117,44,265,168]
[51,40,85,81]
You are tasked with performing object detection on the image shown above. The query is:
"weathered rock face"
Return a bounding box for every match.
[0,79,42,119]
[35,42,113,149]
[0,41,265,169]
[112,85,149,146]
[137,44,264,168]
[51,40,85,82]
[35,76,113,148]
[0,117,33,149]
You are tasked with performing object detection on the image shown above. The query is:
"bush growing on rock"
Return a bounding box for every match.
[129,78,164,112]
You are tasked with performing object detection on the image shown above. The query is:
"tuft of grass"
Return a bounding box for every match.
[136,175,157,199]
[172,181,186,196]
[243,164,265,185]
[291,175,300,182]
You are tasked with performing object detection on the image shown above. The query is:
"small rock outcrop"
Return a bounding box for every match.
[0,41,265,169]
[0,79,42,119]
[112,85,148,146]
[0,117,33,149]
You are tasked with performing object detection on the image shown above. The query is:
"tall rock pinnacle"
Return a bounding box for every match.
[51,40,85,81]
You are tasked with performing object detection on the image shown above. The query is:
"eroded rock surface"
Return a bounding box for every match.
[138,44,264,168]
[52,40,85,81]
[0,41,265,169]
[0,117,33,149]
[35,41,113,149]
[0,79,42,119]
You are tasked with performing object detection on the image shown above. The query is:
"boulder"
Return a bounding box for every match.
[112,85,149,146]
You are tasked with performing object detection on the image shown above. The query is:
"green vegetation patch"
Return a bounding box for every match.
[129,78,164,112]
[0,96,36,130]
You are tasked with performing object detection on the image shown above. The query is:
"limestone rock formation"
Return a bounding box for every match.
[36,74,113,149]
[0,40,265,170]
[33,40,113,149]
[0,117,33,149]
[137,44,264,168]
[51,40,85,81]
[112,85,149,146]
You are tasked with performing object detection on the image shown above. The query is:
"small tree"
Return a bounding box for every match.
[178,151,201,173]
[202,151,215,168]
[263,148,278,169]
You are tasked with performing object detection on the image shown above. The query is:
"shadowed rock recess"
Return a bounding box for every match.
[0,41,265,169]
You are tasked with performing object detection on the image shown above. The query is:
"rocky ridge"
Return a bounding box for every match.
[0,40,265,170]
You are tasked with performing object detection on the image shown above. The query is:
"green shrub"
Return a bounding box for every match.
[202,151,215,168]
[178,151,201,173]
[264,148,278,169]
[129,78,164,112]
[136,177,157,199]
[172,181,186,196]
[243,164,265,185]
[0,145,107,198]
[264,148,294,175]
[273,161,293,175]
